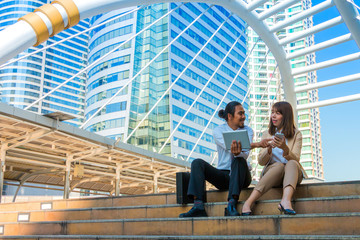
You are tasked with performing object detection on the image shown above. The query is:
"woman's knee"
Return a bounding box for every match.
[269,162,285,173]
[285,160,300,170]
[256,163,284,193]
[255,176,276,193]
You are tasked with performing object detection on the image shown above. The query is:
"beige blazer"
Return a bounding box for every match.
[258,128,308,178]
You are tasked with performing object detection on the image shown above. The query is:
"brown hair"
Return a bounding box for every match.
[268,101,296,138]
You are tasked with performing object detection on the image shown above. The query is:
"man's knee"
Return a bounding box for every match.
[232,157,247,166]
[191,158,205,169]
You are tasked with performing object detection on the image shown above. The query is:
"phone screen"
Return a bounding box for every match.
[275,133,284,139]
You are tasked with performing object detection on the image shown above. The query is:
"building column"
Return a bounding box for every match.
[0,144,7,203]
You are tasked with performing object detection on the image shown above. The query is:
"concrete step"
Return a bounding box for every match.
[1,180,360,212]
[0,193,175,212]
[1,195,360,223]
[1,213,360,236]
[1,235,360,239]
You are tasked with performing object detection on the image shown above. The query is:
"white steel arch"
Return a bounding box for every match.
[0,0,359,112]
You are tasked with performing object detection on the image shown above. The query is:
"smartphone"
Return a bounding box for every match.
[275,132,284,140]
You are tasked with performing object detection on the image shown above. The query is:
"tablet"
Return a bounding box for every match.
[222,130,251,151]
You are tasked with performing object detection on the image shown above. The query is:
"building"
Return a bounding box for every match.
[84,3,249,163]
[247,0,324,180]
[0,0,89,127]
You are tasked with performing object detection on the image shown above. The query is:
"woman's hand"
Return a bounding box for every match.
[267,145,272,155]
[231,140,242,156]
[273,136,289,156]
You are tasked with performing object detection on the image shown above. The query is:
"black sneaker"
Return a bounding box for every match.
[179,206,208,218]
[224,200,240,216]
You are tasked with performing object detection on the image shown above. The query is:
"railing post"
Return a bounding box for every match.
[64,155,72,199]
[153,171,159,194]
[0,144,7,203]
[115,163,121,196]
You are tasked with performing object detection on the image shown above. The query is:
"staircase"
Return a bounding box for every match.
[1,181,360,239]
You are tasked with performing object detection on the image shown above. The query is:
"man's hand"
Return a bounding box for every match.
[258,138,272,148]
[231,140,242,156]
[251,138,272,149]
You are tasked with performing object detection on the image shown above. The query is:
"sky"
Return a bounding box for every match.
[312,0,360,182]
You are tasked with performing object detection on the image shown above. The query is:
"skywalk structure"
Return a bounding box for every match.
[0,102,190,202]
[0,0,359,201]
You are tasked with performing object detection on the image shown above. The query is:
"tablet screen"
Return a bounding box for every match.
[222,130,251,151]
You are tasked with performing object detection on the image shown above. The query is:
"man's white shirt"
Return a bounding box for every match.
[213,123,254,171]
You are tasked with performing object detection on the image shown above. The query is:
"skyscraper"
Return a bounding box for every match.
[84,3,249,163]
[0,0,89,127]
[247,0,324,180]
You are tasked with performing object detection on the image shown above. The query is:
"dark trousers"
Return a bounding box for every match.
[187,157,251,201]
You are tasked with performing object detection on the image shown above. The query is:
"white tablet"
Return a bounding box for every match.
[222,130,251,151]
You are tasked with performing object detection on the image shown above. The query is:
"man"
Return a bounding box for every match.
[179,101,269,217]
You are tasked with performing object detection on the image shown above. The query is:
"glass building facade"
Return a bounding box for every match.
[129,4,171,154]
[85,8,135,139]
[0,0,89,127]
[247,0,324,180]
[85,3,249,163]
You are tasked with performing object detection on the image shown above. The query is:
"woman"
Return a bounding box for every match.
[241,101,307,215]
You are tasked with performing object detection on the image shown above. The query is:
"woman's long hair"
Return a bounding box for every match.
[218,101,242,122]
[268,101,296,138]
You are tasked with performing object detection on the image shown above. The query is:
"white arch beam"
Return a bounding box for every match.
[295,73,360,93]
[286,33,353,60]
[292,52,360,76]
[258,0,299,21]
[0,6,142,69]
[247,0,269,12]
[279,16,344,46]
[297,93,360,110]
[269,0,334,33]
[0,22,37,66]
[334,0,360,49]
